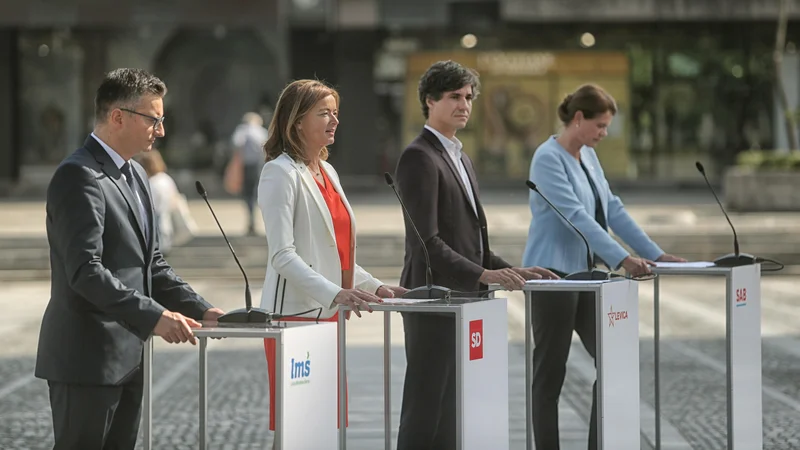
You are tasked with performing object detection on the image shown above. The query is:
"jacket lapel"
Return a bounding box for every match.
[85,136,149,250]
[421,128,478,219]
[287,155,336,241]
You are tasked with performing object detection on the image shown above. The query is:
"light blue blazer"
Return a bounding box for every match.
[522,136,663,274]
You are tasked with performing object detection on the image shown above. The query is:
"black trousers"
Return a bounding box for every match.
[47,372,144,450]
[397,313,457,450]
[531,290,598,450]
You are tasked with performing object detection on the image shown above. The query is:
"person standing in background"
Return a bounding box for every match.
[230,112,269,235]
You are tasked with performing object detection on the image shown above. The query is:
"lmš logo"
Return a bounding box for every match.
[469,319,483,361]
[290,351,311,386]
[607,306,628,327]
[735,288,747,307]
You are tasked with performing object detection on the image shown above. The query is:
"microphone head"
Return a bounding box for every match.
[695,161,705,174]
[195,181,207,197]
[525,180,537,191]
[383,172,394,186]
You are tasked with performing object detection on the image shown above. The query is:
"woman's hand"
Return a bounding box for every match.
[656,253,687,263]
[376,285,409,298]
[621,256,655,277]
[333,289,383,318]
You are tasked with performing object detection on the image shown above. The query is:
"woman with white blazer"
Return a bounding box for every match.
[257,79,407,441]
[522,84,685,449]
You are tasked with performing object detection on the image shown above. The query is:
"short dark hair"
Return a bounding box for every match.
[418,60,481,119]
[94,68,167,122]
[557,84,617,125]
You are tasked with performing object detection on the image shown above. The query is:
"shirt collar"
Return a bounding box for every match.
[91,132,126,169]
[424,124,463,156]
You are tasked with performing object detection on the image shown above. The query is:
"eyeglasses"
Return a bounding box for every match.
[120,108,165,130]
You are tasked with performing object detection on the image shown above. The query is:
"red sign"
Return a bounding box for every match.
[607,306,628,327]
[469,319,483,361]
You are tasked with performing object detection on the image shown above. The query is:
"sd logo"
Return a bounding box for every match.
[469,320,483,361]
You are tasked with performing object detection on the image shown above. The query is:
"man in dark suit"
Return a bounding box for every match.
[35,68,225,450]
[394,60,558,449]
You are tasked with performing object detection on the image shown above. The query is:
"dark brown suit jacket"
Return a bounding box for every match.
[395,127,512,293]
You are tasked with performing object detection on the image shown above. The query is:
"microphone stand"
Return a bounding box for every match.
[196,181,272,324]
[384,173,451,300]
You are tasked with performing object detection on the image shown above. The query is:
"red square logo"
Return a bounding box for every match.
[469,319,483,361]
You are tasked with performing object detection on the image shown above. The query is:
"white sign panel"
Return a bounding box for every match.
[460,298,509,450]
[598,280,640,450]
[278,323,338,450]
[729,264,762,450]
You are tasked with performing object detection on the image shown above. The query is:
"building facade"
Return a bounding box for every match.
[0,0,799,194]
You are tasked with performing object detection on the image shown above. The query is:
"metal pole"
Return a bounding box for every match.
[384,311,392,450]
[199,337,208,450]
[525,291,533,450]
[143,337,153,450]
[338,309,347,449]
[654,276,661,450]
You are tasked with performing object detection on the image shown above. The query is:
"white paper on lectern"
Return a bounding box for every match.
[381,298,438,305]
[525,279,611,285]
[279,323,338,450]
[729,265,762,449]
[654,261,715,268]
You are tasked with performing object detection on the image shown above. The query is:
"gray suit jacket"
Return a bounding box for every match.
[35,135,212,385]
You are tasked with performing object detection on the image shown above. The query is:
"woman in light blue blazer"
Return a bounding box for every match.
[522,84,684,449]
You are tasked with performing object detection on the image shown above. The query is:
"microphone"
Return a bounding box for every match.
[694,162,757,267]
[195,181,271,323]
[526,181,619,281]
[384,173,450,299]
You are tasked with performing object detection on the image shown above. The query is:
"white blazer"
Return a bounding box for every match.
[257,153,383,319]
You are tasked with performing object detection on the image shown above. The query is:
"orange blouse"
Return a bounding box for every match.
[314,168,352,272]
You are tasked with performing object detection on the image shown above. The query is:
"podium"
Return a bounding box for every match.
[336,297,509,450]
[650,263,762,450]
[494,278,640,450]
[141,321,339,450]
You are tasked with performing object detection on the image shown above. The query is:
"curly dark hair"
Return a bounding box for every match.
[418,60,481,119]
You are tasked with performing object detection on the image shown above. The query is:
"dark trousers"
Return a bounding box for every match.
[532,291,597,450]
[47,374,144,450]
[243,163,261,233]
[397,313,457,450]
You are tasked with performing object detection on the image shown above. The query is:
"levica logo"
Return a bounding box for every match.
[736,288,747,307]
[469,319,483,361]
[607,305,628,327]
[290,352,311,386]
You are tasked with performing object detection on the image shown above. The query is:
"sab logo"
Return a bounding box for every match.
[469,319,483,361]
[290,351,311,386]
[735,288,747,307]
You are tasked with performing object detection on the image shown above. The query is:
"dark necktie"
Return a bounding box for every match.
[120,162,150,243]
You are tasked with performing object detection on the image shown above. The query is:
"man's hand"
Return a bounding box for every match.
[376,285,409,298]
[512,266,560,281]
[153,310,201,345]
[479,268,526,291]
[203,307,225,322]
[656,253,687,263]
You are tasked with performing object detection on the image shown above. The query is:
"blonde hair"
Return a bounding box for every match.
[135,149,167,177]
[263,79,340,164]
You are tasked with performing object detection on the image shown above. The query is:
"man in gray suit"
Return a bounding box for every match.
[35,68,225,449]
